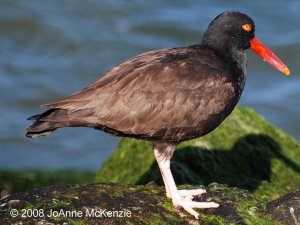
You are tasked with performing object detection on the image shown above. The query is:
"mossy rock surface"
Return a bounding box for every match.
[96,106,300,199]
[0,182,289,225]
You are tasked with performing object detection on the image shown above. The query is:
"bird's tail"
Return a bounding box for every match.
[26,109,62,138]
[26,107,96,138]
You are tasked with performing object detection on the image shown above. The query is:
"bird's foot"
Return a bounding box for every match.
[173,189,218,219]
[173,198,219,219]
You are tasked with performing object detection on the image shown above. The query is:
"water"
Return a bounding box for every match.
[0,0,299,171]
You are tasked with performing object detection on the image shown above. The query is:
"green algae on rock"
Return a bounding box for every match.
[96,106,300,199]
[0,183,281,225]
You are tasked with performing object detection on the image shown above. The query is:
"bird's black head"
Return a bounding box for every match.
[202,11,255,53]
[201,11,290,76]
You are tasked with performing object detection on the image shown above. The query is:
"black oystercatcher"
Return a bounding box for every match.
[26,11,290,218]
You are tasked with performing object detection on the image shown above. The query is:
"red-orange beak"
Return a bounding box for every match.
[250,37,290,76]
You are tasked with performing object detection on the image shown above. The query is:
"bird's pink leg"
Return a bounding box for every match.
[160,170,171,198]
[154,147,219,219]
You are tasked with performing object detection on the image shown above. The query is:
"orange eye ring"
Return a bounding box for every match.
[242,24,252,32]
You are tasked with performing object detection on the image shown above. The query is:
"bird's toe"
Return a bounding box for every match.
[173,199,219,219]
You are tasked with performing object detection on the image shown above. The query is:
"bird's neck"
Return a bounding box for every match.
[201,40,247,99]
[227,47,247,77]
[202,40,247,77]
[229,48,247,98]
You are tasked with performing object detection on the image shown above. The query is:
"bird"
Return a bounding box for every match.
[26,11,290,219]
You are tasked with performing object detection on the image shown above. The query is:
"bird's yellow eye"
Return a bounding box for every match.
[242,24,252,32]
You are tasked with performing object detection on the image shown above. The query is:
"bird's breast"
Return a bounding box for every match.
[191,79,241,137]
[149,75,245,143]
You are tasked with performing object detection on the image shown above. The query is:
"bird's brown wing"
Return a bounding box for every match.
[42,46,235,142]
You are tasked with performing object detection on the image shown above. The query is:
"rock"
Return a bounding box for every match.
[266,189,300,225]
[96,106,300,199]
[0,183,283,224]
